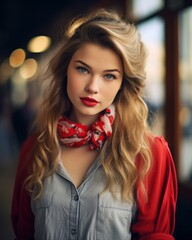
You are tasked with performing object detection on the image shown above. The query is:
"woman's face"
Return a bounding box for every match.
[67,43,123,125]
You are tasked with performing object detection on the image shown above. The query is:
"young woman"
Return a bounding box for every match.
[11,8,177,240]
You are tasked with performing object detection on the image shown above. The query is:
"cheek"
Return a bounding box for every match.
[104,83,121,100]
[111,89,120,101]
[67,72,79,93]
[67,77,76,99]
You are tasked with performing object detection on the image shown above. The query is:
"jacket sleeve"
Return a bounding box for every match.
[11,136,36,240]
[131,136,178,240]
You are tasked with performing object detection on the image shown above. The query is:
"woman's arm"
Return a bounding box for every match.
[11,136,36,240]
[131,136,178,240]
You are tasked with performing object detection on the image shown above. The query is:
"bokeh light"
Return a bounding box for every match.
[9,48,26,68]
[27,35,51,53]
[20,58,38,79]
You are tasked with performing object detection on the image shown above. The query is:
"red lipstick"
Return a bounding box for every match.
[80,97,99,107]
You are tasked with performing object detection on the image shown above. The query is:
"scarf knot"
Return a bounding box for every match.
[57,105,115,150]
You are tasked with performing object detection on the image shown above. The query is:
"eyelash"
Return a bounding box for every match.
[76,66,89,74]
[76,66,116,80]
[104,74,116,80]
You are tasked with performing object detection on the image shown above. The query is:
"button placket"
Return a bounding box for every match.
[74,195,79,201]
[69,187,79,239]
[71,228,76,235]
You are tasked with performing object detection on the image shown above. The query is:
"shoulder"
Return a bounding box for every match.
[20,134,37,154]
[20,134,37,158]
[11,136,36,237]
[147,136,177,196]
[132,136,178,238]
[18,134,37,172]
[151,136,170,153]
[136,135,174,173]
[138,135,178,206]
[150,136,174,170]
[13,135,38,195]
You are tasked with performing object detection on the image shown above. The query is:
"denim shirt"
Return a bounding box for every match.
[31,155,135,240]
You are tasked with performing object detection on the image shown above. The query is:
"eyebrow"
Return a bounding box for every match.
[75,60,121,74]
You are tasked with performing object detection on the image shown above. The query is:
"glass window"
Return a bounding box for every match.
[179,7,192,183]
[137,17,165,135]
[132,0,164,19]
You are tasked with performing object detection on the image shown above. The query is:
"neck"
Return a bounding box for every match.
[57,104,115,150]
[69,112,100,126]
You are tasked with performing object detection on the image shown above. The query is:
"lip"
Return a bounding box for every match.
[80,97,99,107]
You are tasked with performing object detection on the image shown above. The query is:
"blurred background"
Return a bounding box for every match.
[0,0,192,239]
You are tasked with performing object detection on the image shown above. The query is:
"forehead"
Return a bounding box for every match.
[70,43,123,71]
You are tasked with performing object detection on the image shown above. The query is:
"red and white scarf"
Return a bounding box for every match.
[57,105,115,150]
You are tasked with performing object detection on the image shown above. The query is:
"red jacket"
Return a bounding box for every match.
[11,135,178,239]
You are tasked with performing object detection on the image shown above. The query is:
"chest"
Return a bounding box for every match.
[60,145,99,188]
[31,167,134,240]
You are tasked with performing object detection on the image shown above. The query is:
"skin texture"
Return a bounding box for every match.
[67,43,123,126]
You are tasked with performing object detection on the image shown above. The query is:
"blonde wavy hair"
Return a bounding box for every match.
[26,8,153,201]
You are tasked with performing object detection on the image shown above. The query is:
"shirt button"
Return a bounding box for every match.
[71,229,76,235]
[74,195,79,201]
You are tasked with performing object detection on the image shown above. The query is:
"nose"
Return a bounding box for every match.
[85,76,99,94]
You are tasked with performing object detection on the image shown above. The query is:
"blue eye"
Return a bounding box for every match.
[104,74,116,80]
[77,66,88,74]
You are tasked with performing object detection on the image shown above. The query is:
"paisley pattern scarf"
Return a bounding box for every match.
[57,104,115,150]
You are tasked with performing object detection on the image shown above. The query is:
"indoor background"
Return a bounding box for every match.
[0,0,192,239]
